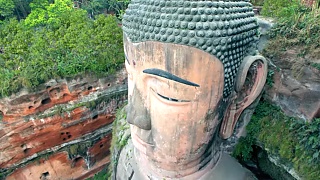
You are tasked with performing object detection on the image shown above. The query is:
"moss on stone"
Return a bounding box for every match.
[87,166,110,180]
[69,144,79,155]
[257,149,295,180]
[35,86,127,121]
[68,143,89,158]
[233,98,320,180]
[108,105,130,180]
[311,63,320,71]
[0,168,14,179]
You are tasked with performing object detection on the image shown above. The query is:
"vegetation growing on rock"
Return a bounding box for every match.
[0,0,124,98]
[250,0,265,6]
[262,0,320,69]
[87,167,110,180]
[229,1,320,179]
[108,105,130,180]
[233,98,320,180]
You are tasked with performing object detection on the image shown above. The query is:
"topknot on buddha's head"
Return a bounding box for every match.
[122,0,259,98]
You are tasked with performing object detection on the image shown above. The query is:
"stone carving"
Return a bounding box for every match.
[115,0,268,179]
[122,0,259,98]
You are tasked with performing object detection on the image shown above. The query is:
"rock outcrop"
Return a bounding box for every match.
[0,69,128,179]
[265,51,320,121]
[257,17,320,121]
[245,16,320,180]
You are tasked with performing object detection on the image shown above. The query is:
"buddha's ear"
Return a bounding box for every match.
[220,55,268,139]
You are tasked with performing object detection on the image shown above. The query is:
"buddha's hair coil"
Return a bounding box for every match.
[122,0,259,97]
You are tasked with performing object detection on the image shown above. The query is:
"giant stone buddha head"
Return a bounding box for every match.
[122,0,267,179]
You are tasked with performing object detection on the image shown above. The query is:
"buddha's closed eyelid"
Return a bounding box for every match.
[156,92,190,103]
[151,88,191,104]
[146,73,196,103]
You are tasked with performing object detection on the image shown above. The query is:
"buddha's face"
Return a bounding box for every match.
[124,36,225,170]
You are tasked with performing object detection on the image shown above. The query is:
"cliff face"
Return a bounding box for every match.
[241,17,320,180]
[266,55,320,121]
[258,17,320,121]
[0,69,128,179]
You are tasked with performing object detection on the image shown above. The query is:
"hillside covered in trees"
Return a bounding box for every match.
[0,0,129,98]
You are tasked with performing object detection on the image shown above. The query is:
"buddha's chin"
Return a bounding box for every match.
[131,135,216,179]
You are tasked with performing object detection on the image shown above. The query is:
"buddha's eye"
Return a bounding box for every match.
[156,92,190,103]
[149,79,192,104]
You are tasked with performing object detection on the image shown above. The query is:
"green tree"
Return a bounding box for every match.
[78,0,109,18]
[110,0,131,18]
[12,0,32,20]
[75,0,131,19]
[24,0,76,28]
[0,4,123,97]
[0,0,15,19]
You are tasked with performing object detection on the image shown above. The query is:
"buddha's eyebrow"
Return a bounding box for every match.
[143,68,200,87]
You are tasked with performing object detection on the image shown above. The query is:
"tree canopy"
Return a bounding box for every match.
[0,0,124,97]
[0,0,15,19]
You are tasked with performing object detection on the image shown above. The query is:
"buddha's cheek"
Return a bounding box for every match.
[148,98,212,162]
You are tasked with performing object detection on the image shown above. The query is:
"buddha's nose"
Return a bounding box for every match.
[126,87,151,130]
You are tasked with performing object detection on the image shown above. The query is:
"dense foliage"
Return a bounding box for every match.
[262,0,320,63]
[261,0,300,17]
[233,99,320,180]
[250,0,264,6]
[0,0,33,20]
[0,0,124,97]
[87,167,110,180]
[0,0,130,20]
[0,0,15,19]
[72,0,130,18]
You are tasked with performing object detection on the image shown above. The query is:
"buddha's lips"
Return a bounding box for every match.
[131,131,154,155]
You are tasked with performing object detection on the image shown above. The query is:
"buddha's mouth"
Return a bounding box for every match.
[130,125,154,155]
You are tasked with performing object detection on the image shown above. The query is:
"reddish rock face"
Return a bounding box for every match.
[265,53,320,121]
[6,151,110,180]
[88,133,112,166]
[0,69,128,179]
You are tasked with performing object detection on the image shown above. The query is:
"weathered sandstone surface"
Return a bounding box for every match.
[0,69,128,179]
[265,52,320,121]
[257,17,320,121]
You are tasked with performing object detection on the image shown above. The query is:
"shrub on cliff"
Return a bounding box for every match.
[261,0,301,18]
[0,0,124,98]
[251,0,264,6]
[262,0,320,66]
[233,99,320,180]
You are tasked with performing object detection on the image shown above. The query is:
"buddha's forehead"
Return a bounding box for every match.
[122,0,259,97]
[124,36,223,74]
[124,38,225,107]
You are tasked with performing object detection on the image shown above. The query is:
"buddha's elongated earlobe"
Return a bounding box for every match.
[220,55,268,139]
